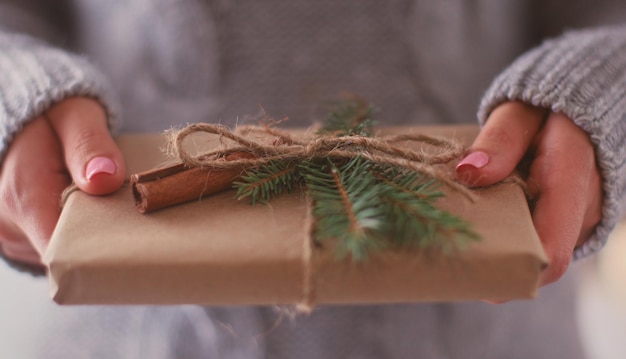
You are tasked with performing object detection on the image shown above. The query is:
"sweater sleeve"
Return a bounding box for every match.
[477,25,626,259]
[0,31,120,163]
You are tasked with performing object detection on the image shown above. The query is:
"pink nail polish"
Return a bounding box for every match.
[456,151,490,171]
[86,156,117,181]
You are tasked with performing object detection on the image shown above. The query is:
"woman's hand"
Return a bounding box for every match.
[0,97,125,267]
[456,101,603,286]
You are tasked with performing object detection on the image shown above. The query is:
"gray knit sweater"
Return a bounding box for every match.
[0,0,625,358]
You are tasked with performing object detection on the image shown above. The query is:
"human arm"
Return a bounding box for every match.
[457,25,626,286]
[0,2,125,271]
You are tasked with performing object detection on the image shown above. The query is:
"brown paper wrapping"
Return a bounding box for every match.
[43,125,548,305]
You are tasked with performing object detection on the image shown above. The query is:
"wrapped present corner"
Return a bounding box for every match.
[43,125,548,306]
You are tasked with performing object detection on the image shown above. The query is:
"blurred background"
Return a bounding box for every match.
[578,220,626,359]
[1,221,625,358]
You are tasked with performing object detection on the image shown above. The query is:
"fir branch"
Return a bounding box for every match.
[317,98,377,137]
[227,97,481,261]
[302,157,387,260]
[371,165,445,202]
[383,195,477,251]
[233,161,300,204]
[372,165,480,252]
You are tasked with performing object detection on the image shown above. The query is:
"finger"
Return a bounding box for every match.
[0,219,37,264]
[456,101,547,187]
[528,113,597,286]
[46,97,125,195]
[578,161,603,246]
[0,241,41,266]
[0,117,71,255]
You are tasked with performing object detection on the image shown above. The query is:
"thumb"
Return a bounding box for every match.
[46,97,126,195]
[456,101,546,187]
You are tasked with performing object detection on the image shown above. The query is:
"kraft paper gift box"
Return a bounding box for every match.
[44,125,548,306]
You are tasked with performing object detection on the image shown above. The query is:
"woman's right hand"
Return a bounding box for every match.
[0,97,126,268]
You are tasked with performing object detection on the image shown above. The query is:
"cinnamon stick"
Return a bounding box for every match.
[131,151,256,213]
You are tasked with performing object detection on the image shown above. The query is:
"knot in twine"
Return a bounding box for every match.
[166,123,476,201]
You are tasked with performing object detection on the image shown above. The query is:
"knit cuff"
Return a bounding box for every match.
[477,25,626,259]
[0,31,120,163]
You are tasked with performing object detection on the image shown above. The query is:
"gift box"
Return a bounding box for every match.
[43,125,547,306]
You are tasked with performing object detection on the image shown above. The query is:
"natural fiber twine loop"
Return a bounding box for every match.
[167,123,476,200]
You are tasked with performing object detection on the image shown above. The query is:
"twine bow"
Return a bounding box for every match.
[167,123,476,200]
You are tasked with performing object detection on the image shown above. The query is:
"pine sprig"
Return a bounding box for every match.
[232,98,481,260]
[233,160,300,204]
[317,98,376,137]
[371,165,480,252]
[302,158,388,260]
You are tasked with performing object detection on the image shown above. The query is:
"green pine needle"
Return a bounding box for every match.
[230,98,481,261]
[372,164,480,252]
[233,160,300,204]
[302,157,388,261]
[317,98,377,137]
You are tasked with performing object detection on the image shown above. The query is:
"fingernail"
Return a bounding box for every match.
[86,156,117,181]
[456,151,490,171]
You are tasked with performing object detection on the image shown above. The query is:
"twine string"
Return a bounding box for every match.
[57,123,531,309]
[167,123,479,309]
[167,123,475,200]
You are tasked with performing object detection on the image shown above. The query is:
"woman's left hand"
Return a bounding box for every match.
[456,101,603,286]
